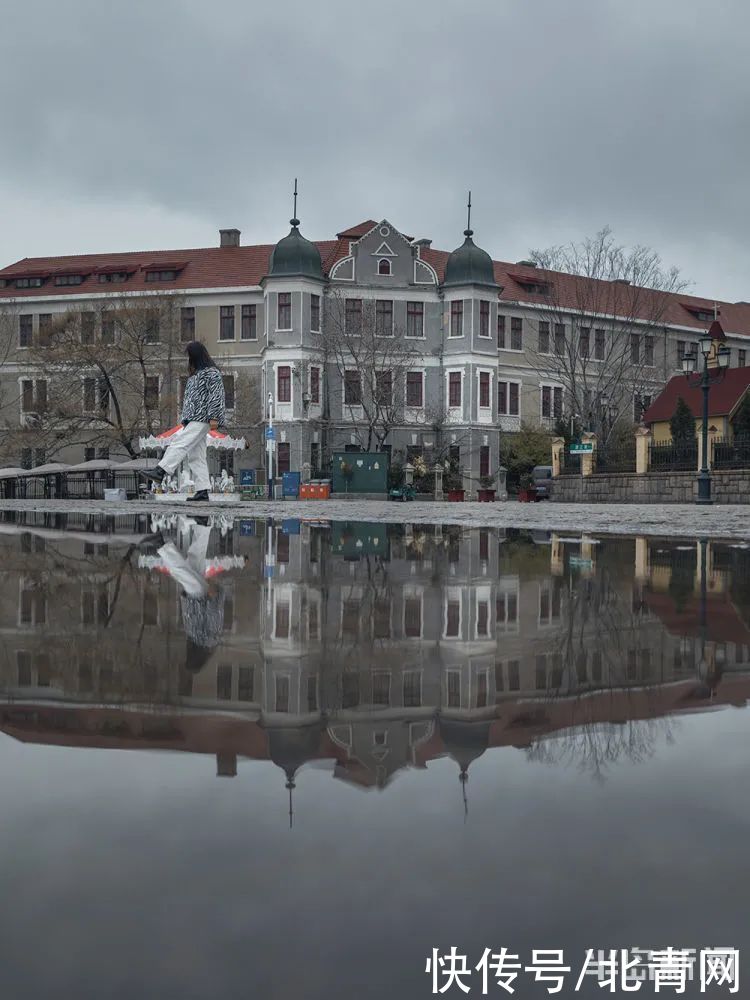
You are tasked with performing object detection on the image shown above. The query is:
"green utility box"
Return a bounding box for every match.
[332,452,388,494]
[331,522,388,558]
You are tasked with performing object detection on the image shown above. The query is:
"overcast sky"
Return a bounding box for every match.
[1,0,748,300]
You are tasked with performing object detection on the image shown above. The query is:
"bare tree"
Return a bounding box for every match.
[319,289,423,452]
[524,227,688,447]
[0,300,30,439]
[8,293,186,460]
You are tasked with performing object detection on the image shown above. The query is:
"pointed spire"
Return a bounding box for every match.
[290,178,300,228]
[286,773,295,829]
[464,190,473,238]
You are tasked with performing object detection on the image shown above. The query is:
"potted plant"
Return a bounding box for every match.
[444,466,465,502]
[518,474,538,503]
[477,473,496,502]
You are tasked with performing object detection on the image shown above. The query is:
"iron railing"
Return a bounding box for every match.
[712,435,750,470]
[596,442,636,473]
[648,439,698,472]
[561,452,581,474]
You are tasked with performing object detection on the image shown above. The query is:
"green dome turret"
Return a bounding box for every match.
[443,191,497,288]
[443,229,497,288]
[268,217,323,280]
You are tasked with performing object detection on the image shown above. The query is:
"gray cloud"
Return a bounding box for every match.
[1,0,749,298]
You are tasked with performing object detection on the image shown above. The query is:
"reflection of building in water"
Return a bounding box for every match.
[2,512,750,799]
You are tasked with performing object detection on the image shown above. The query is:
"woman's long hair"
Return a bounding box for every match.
[186,341,217,374]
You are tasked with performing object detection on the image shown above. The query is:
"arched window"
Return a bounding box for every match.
[378,258,391,276]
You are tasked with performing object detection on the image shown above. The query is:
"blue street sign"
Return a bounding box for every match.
[265,426,276,441]
[239,520,255,536]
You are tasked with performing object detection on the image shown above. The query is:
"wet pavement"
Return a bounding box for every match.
[0,510,748,998]
[2,496,750,537]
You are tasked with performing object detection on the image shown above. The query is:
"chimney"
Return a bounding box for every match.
[516,259,537,268]
[219,228,241,248]
[613,278,631,285]
[414,238,432,248]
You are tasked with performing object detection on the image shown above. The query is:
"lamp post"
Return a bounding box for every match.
[267,391,275,499]
[681,330,730,505]
[695,536,723,696]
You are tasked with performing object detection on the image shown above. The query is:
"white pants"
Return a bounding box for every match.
[159,421,211,491]
[158,518,212,596]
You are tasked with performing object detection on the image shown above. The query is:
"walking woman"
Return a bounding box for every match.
[141,341,226,502]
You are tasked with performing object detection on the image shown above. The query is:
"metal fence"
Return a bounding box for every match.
[0,469,143,501]
[648,439,698,472]
[597,441,636,473]
[712,435,750,470]
[561,452,581,474]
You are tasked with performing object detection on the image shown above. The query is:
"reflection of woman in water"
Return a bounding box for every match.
[158,516,224,674]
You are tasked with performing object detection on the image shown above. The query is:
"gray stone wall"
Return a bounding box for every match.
[551,470,750,504]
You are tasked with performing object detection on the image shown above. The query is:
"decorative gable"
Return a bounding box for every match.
[349,220,418,286]
[372,241,397,258]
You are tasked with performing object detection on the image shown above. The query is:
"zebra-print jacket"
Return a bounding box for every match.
[181,366,226,425]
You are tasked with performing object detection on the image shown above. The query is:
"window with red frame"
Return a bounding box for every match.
[450,300,463,337]
[479,301,490,337]
[448,371,462,408]
[277,365,291,402]
[406,370,423,407]
[479,371,490,408]
[278,293,292,330]
[344,370,361,405]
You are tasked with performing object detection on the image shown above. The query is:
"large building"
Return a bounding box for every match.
[2,212,750,487]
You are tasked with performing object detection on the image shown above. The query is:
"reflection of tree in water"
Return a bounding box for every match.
[526,712,677,781]
[529,537,679,777]
[0,515,180,704]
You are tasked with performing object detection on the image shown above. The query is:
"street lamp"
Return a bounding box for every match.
[681,322,730,505]
[696,536,722,697]
[267,391,275,499]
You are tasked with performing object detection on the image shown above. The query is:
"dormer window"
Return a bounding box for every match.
[54,274,85,286]
[145,269,178,282]
[98,271,129,284]
[681,303,718,324]
[14,277,44,289]
[141,261,186,282]
[518,280,550,295]
[378,258,392,276]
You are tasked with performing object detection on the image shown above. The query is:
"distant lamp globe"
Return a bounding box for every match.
[682,352,697,374]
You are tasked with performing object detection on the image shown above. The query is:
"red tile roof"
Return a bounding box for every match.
[642,367,750,424]
[645,590,750,645]
[336,220,379,239]
[3,221,750,340]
